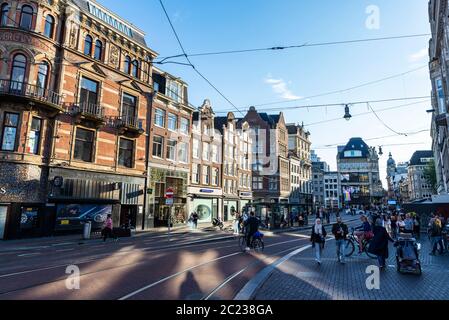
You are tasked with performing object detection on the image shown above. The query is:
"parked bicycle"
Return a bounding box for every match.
[345,228,377,259]
[238,231,265,253]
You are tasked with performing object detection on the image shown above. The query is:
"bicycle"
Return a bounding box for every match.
[238,231,265,253]
[344,228,377,259]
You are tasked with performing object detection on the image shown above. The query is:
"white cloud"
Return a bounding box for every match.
[264,77,302,100]
[409,48,428,62]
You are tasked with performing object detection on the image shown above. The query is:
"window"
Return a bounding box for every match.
[84,35,93,55]
[118,138,134,168]
[44,15,54,38]
[166,139,176,161]
[154,108,165,127]
[94,40,103,60]
[212,168,219,186]
[1,3,9,26]
[131,60,139,78]
[202,142,210,161]
[152,135,163,158]
[124,56,131,74]
[192,139,199,159]
[10,54,27,91]
[122,93,137,121]
[168,113,177,131]
[436,78,446,114]
[20,5,33,30]
[269,177,278,191]
[192,164,200,184]
[36,62,49,94]
[1,112,19,151]
[178,142,188,163]
[74,128,94,162]
[180,118,189,135]
[79,77,99,107]
[203,165,210,185]
[212,144,219,163]
[28,117,42,154]
[252,177,263,190]
[167,79,182,103]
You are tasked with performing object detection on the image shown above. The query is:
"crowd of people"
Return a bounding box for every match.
[310,207,449,269]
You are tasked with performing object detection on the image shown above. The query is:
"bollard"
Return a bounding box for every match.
[83,221,92,240]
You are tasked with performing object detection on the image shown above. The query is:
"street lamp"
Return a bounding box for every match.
[378,146,383,156]
[343,104,352,121]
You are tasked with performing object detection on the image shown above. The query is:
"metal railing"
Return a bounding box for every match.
[116,115,142,130]
[70,102,105,119]
[0,79,63,107]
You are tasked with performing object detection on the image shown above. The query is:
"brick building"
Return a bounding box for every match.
[241,106,290,227]
[147,67,194,228]
[0,0,178,239]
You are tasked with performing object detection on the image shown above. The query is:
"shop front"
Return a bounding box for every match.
[48,168,144,233]
[0,163,50,239]
[239,191,253,215]
[223,199,238,222]
[187,187,223,224]
[147,168,189,228]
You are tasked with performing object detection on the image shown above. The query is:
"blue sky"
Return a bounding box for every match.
[98,0,431,186]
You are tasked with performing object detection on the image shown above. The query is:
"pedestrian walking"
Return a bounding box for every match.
[429,216,444,256]
[102,214,117,242]
[412,213,421,239]
[332,217,349,264]
[390,215,398,239]
[233,211,241,235]
[310,218,327,265]
[397,215,406,234]
[192,211,199,230]
[368,219,394,270]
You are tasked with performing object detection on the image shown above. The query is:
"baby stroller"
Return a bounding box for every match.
[395,234,422,275]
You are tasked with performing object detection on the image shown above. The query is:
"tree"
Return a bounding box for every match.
[423,159,438,194]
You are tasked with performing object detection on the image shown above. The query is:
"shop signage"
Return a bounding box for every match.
[200,189,214,194]
[240,192,252,197]
[87,1,133,37]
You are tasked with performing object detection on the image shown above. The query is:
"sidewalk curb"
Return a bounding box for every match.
[234,244,313,300]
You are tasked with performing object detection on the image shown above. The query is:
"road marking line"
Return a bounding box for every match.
[51,243,74,247]
[118,251,242,300]
[17,253,41,258]
[55,249,75,253]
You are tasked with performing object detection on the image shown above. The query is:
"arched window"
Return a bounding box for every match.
[124,56,131,74]
[1,3,9,26]
[36,62,49,92]
[10,54,27,91]
[84,35,93,56]
[94,40,102,60]
[19,5,33,30]
[131,60,139,78]
[44,15,55,38]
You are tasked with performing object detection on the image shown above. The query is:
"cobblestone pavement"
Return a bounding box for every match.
[254,236,449,300]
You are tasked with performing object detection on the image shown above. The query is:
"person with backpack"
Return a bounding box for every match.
[311,218,327,266]
[332,217,349,264]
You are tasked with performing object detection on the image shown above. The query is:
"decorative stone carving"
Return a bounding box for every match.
[109,44,119,67]
[69,25,77,48]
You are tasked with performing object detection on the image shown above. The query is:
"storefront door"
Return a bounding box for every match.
[0,206,7,239]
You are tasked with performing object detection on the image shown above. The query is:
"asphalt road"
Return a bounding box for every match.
[0,219,360,300]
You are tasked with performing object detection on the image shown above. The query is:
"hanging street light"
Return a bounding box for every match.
[343,104,352,121]
[378,146,383,156]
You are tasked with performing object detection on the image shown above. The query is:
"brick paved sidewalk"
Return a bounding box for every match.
[254,237,449,300]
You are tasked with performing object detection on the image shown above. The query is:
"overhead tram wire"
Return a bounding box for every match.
[313,142,429,150]
[252,65,429,108]
[155,33,430,62]
[302,99,429,127]
[158,0,245,117]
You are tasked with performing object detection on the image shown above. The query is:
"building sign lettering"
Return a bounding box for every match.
[88,2,133,38]
[0,187,6,195]
[0,31,56,54]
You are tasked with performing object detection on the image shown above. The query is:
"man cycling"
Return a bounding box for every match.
[244,211,260,251]
[354,215,373,254]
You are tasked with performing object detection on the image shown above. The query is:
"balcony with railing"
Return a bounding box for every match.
[115,115,144,135]
[0,79,64,111]
[69,102,106,125]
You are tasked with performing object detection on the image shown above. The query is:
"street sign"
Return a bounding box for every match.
[166,198,174,206]
[165,187,174,199]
